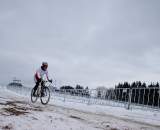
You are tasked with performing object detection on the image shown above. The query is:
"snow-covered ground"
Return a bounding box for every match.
[0,86,160,130]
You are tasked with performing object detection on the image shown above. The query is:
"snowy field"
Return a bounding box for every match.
[0,86,160,130]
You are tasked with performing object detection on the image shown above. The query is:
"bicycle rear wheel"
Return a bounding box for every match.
[31,88,38,103]
[40,87,50,105]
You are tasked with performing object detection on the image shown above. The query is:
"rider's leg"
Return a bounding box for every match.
[41,81,45,96]
[33,79,41,95]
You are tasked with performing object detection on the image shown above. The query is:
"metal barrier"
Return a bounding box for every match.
[52,88,160,110]
[5,86,160,110]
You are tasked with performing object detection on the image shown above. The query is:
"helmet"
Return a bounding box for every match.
[42,62,48,68]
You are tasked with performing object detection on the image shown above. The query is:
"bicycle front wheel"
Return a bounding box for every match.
[40,87,50,105]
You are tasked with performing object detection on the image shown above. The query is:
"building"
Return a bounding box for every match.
[7,78,23,87]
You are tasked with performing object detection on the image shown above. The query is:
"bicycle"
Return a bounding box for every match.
[31,80,52,105]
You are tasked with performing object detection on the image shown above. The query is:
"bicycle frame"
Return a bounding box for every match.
[31,80,52,105]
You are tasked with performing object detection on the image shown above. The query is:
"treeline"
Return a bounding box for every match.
[58,84,90,97]
[115,81,160,88]
[114,81,160,107]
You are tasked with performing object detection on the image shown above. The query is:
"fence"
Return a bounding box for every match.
[93,88,160,110]
[51,87,160,110]
[5,85,160,110]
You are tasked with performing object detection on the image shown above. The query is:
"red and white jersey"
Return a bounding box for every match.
[34,67,49,82]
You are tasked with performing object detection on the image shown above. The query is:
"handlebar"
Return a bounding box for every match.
[41,80,52,83]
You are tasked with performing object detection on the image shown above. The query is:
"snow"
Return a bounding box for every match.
[0,85,160,130]
[0,87,99,130]
[52,98,160,126]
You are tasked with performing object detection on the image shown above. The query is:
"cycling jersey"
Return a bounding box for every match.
[34,67,49,82]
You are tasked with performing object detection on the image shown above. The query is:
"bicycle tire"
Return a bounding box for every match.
[31,88,38,103]
[40,87,50,105]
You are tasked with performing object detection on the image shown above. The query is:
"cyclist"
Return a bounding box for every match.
[33,62,52,96]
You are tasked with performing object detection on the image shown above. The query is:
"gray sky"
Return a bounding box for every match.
[0,0,160,88]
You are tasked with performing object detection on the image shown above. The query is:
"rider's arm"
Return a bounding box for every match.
[35,71,41,80]
[46,71,49,81]
[46,71,52,83]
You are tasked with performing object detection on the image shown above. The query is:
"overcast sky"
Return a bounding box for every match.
[0,0,160,88]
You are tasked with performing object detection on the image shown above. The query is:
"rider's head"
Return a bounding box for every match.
[41,62,48,71]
